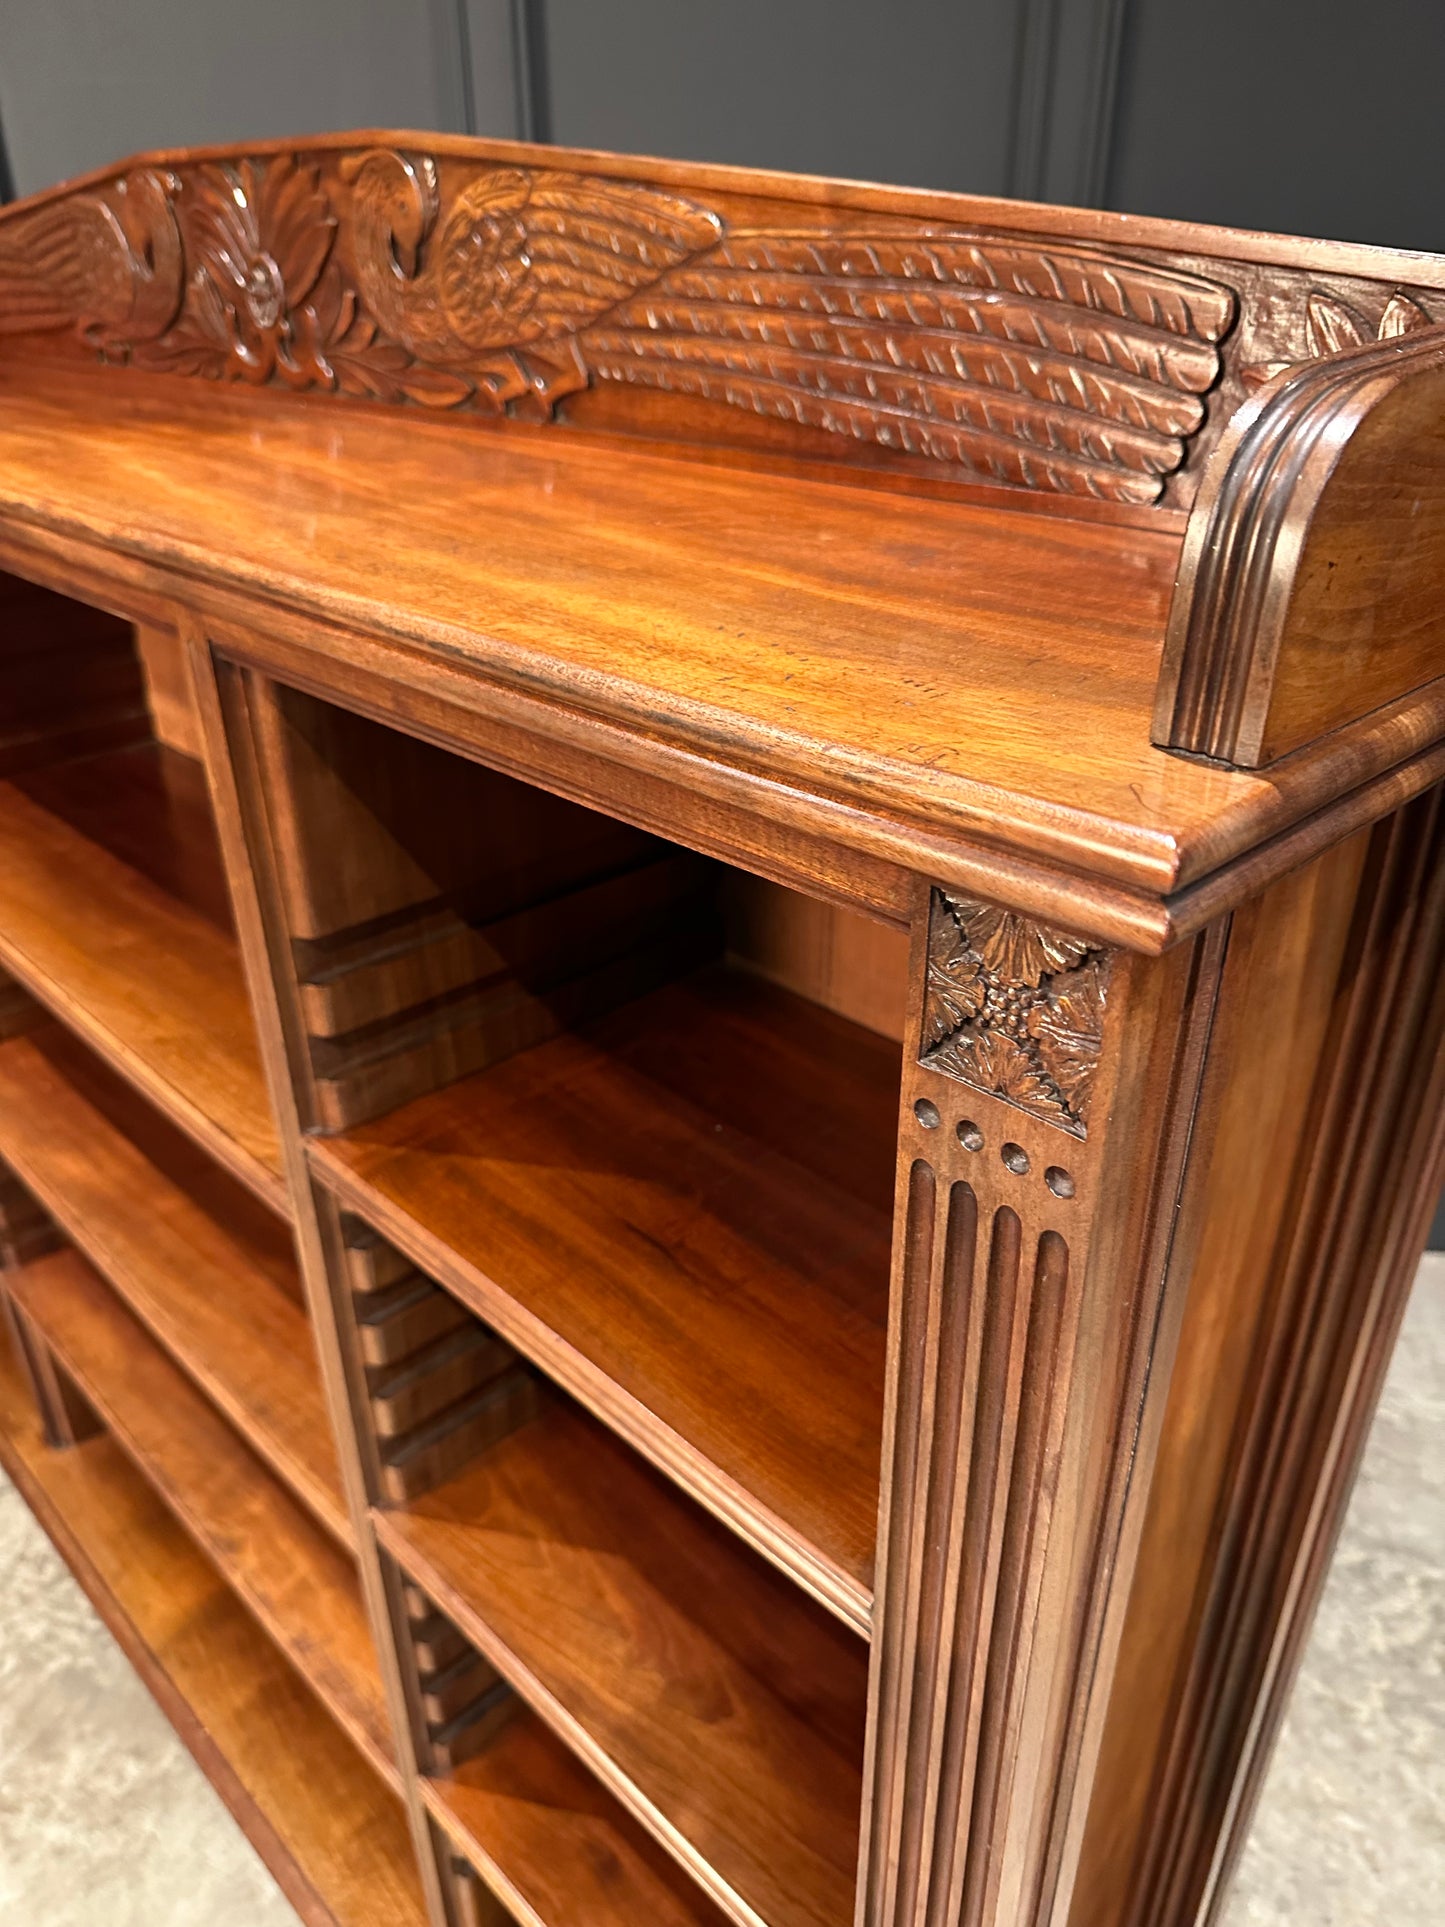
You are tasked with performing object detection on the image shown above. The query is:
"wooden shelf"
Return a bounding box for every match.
[375,1393,868,1927]
[0,1320,425,1927]
[1,126,1442,1927]
[0,742,284,1210]
[311,966,895,1632]
[0,1026,348,1543]
[7,1247,395,1789]
[424,1705,731,1927]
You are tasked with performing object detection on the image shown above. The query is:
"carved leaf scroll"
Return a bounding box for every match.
[137,159,336,383]
[0,144,1238,500]
[920,889,1110,1136]
[1243,287,1436,389]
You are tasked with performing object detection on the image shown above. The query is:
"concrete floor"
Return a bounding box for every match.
[1,1260,1441,1926]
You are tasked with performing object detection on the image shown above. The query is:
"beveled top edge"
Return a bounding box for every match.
[1,354,1442,959]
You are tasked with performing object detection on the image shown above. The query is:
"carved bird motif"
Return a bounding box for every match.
[339,149,722,410]
[0,144,1240,503]
[339,150,1235,497]
[0,169,183,350]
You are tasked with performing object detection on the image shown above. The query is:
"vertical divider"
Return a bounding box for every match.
[184,629,461,1927]
[860,876,1233,1927]
[4,1290,102,1448]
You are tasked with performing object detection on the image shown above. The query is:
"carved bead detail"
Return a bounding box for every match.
[920,888,1110,1137]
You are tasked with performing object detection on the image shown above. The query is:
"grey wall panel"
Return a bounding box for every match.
[1108,0,1444,252]
[462,0,525,138]
[540,0,1022,196]
[0,0,476,196]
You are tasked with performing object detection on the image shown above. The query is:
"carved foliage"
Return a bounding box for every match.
[1243,287,1436,388]
[0,145,1238,501]
[921,888,1110,1136]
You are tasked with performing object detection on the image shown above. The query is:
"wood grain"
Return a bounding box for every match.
[1156,322,1445,766]
[14,738,235,931]
[424,1704,733,1927]
[0,1317,426,1927]
[1068,828,1374,1927]
[0,1026,347,1541]
[724,877,909,1040]
[3,125,1445,1927]
[0,1156,60,1268]
[0,139,1243,506]
[6,374,1445,947]
[1077,785,1445,1927]
[376,1394,869,1927]
[0,744,283,1207]
[3,1287,100,1447]
[8,1247,395,1786]
[861,882,1234,1927]
[0,566,149,775]
[311,965,896,1631]
[189,627,465,1927]
[135,621,205,759]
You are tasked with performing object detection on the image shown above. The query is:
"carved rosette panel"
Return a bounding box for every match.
[0,145,1240,503]
[920,888,1110,1138]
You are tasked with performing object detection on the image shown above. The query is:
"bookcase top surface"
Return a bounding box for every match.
[0,358,1440,949]
[2,130,1444,948]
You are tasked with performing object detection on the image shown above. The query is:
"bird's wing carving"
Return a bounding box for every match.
[0,171,182,343]
[346,156,720,365]
[499,172,724,341]
[580,231,1237,501]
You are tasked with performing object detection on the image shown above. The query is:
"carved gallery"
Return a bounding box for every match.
[0,35,1440,1927]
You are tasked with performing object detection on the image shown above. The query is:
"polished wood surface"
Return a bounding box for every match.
[0,1326,426,1927]
[135,622,206,760]
[0,738,283,1206]
[4,363,1444,952]
[375,1395,868,1927]
[1077,789,1445,1926]
[424,1705,733,1927]
[8,1247,393,1785]
[311,966,895,1629]
[0,127,1442,1927]
[1157,319,1445,766]
[5,130,1445,513]
[0,572,148,775]
[0,1027,346,1539]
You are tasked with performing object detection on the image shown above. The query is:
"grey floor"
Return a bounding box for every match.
[1,1262,1441,1926]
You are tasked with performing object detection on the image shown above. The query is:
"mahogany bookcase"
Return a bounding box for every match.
[0,132,1440,1927]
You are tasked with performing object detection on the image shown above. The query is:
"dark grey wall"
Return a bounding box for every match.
[1107,0,1445,252]
[539,0,1021,195]
[5,2,1441,257]
[0,0,512,197]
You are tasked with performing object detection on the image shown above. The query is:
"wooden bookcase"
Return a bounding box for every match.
[0,132,1442,1927]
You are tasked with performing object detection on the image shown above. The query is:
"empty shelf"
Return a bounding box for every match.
[376,1394,868,1927]
[0,1322,424,1927]
[8,1249,392,1786]
[0,1027,346,1542]
[312,967,896,1631]
[0,744,284,1208]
